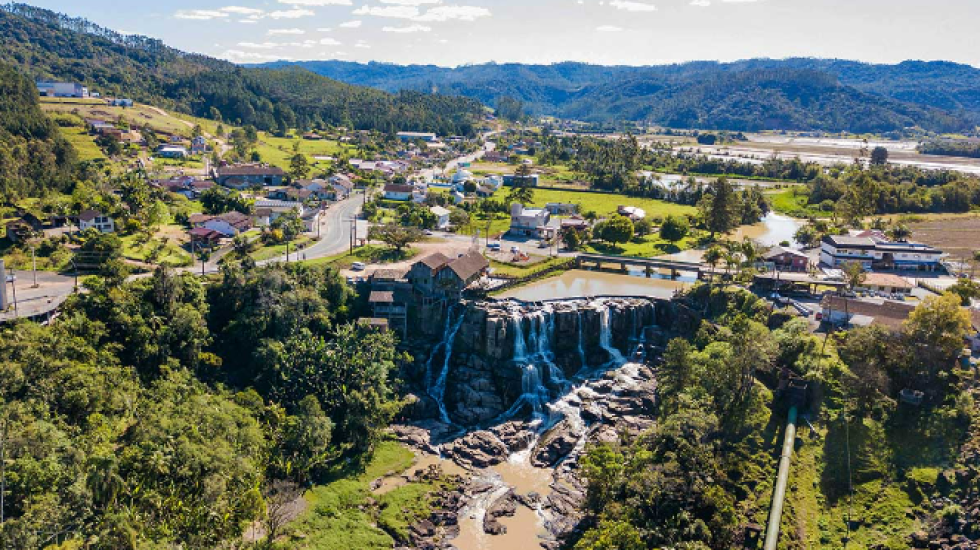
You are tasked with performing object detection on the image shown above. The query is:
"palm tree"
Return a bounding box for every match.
[507,184,534,206]
[888,224,911,242]
[703,246,723,283]
[740,238,760,270]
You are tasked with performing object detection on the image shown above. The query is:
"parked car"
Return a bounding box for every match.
[510,246,520,253]
[487,242,501,251]
[351,262,366,271]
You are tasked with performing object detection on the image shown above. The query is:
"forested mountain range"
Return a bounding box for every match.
[0,4,483,136]
[257,59,980,133]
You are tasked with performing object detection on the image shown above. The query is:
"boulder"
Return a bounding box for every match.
[447,431,509,468]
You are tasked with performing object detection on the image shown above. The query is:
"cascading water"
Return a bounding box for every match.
[428,307,467,424]
[501,313,553,422]
[598,304,627,366]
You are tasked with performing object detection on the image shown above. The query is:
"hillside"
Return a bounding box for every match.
[0,61,76,201]
[262,59,980,133]
[0,4,483,137]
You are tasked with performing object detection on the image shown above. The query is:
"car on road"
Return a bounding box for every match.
[487,242,501,251]
[351,262,366,271]
[424,229,434,236]
[510,246,520,253]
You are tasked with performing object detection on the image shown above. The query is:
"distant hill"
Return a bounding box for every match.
[0,61,75,201]
[257,59,980,133]
[0,4,483,137]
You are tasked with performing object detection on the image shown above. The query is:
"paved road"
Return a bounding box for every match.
[258,191,366,265]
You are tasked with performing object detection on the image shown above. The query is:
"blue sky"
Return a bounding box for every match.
[24,0,980,67]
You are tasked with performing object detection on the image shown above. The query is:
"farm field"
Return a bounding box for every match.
[906,214,980,260]
[40,97,199,138]
[255,133,352,171]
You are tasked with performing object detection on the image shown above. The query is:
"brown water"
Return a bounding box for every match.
[500,269,689,302]
[372,452,468,496]
[729,213,804,247]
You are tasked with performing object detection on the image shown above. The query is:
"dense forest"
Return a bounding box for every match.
[918,140,980,159]
[0,263,405,549]
[261,60,979,133]
[0,4,483,137]
[0,62,76,200]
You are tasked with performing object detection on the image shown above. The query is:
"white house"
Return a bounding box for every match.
[201,211,252,236]
[509,203,551,237]
[329,175,354,200]
[819,235,943,271]
[430,206,451,230]
[78,210,114,233]
[252,200,306,226]
[384,184,415,201]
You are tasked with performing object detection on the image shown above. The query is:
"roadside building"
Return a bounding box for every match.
[407,251,489,299]
[187,227,223,249]
[430,206,452,230]
[215,164,286,189]
[37,81,88,98]
[384,184,416,201]
[198,211,252,237]
[819,235,943,271]
[503,173,540,187]
[859,272,915,296]
[397,131,438,143]
[762,246,810,272]
[156,146,188,159]
[509,203,551,238]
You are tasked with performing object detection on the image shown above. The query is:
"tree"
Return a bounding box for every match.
[698,178,740,238]
[888,223,911,242]
[947,278,980,306]
[278,395,334,482]
[271,211,305,242]
[659,214,689,243]
[842,261,866,292]
[703,245,724,283]
[870,146,889,165]
[794,225,818,248]
[368,223,423,252]
[562,228,583,251]
[633,217,653,237]
[598,215,634,247]
[289,153,310,180]
[903,293,971,386]
[262,480,303,546]
[507,167,535,205]
[449,208,470,229]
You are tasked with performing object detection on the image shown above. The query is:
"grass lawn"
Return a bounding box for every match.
[524,188,697,220]
[768,188,828,218]
[490,256,573,277]
[249,236,313,262]
[457,213,512,239]
[121,231,194,267]
[303,245,418,269]
[582,233,698,257]
[57,126,107,162]
[254,132,351,171]
[40,98,198,138]
[285,441,452,549]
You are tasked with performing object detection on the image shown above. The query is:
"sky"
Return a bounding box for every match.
[23,0,980,68]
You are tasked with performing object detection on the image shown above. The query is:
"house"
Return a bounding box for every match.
[451,169,473,187]
[191,136,208,155]
[330,175,354,200]
[560,217,590,233]
[110,99,134,107]
[78,210,115,233]
[269,188,314,202]
[820,295,916,331]
[156,146,188,159]
[407,251,489,298]
[430,206,452,230]
[384,184,416,201]
[503,174,540,187]
[200,211,252,236]
[37,81,88,98]
[859,272,915,295]
[397,131,438,143]
[187,227,223,249]
[819,235,944,271]
[300,208,322,232]
[762,246,810,272]
[509,203,551,237]
[368,291,407,336]
[483,151,509,163]
[121,131,144,145]
[215,165,286,189]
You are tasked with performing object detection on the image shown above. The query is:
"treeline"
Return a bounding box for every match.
[0,4,482,136]
[0,263,404,548]
[0,62,76,201]
[919,140,980,159]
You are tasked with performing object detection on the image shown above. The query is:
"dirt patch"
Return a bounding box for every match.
[910,216,980,260]
[488,251,549,266]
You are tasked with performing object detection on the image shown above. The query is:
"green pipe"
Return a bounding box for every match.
[764,405,798,550]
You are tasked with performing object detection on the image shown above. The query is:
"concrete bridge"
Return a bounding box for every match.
[575,253,704,278]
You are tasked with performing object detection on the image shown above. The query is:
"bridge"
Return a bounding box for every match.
[575,253,704,277]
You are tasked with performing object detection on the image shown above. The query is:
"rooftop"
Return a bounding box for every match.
[821,295,916,330]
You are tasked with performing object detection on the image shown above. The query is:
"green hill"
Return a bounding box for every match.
[0,3,483,138]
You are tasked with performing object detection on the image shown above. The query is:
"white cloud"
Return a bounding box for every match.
[354,4,491,22]
[278,0,352,5]
[319,37,343,45]
[222,49,290,62]
[596,24,623,31]
[239,18,260,23]
[268,8,316,18]
[722,0,760,2]
[268,28,306,35]
[354,5,419,18]
[690,0,710,5]
[238,41,281,49]
[354,40,371,48]
[381,0,440,4]
[382,23,432,32]
[415,5,490,22]
[220,6,264,15]
[339,20,363,27]
[175,9,230,20]
[609,0,657,12]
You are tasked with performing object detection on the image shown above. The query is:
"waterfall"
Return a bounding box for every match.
[598,304,627,366]
[500,314,552,423]
[576,312,588,375]
[429,307,467,424]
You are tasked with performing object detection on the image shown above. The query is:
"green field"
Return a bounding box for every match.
[57,125,106,162]
[284,440,451,549]
[121,231,194,267]
[768,188,827,218]
[255,133,351,171]
[528,188,697,219]
[40,97,199,138]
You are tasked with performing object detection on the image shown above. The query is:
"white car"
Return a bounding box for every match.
[510,246,520,253]
[351,262,366,271]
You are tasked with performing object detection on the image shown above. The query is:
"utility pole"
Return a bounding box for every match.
[31,245,38,288]
[10,269,17,317]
